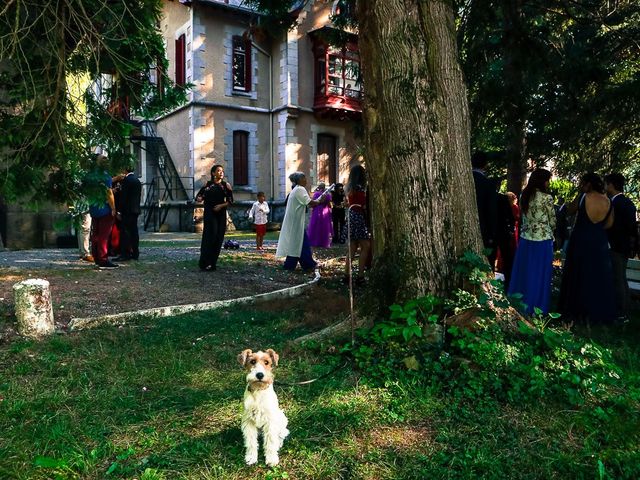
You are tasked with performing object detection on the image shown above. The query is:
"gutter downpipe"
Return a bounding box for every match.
[251,41,274,202]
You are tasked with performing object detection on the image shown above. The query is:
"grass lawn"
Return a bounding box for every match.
[1,300,639,479]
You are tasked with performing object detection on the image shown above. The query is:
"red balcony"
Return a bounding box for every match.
[310,27,362,120]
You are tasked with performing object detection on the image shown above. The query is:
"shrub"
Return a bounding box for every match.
[345,251,623,406]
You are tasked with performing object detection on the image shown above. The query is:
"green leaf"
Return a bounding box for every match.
[34,456,68,469]
[403,355,420,370]
[106,462,119,475]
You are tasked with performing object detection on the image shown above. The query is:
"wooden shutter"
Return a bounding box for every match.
[175,34,185,86]
[233,131,249,186]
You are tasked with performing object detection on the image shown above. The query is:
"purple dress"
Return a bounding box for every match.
[307,191,333,248]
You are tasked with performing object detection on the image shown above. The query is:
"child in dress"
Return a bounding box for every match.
[248,192,270,251]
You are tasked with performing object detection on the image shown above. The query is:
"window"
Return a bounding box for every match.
[233,130,249,186]
[232,36,252,92]
[175,34,186,86]
[315,44,362,100]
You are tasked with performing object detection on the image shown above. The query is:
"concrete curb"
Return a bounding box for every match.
[68,270,321,331]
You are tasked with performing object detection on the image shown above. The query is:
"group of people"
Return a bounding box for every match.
[76,154,142,269]
[275,165,371,283]
[474,152,638,325]
[305,182,347,248]
[165,163,371,277]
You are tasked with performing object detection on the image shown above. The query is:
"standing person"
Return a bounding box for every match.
[88,154,118,269]
[275,172,326,271]
[307,182,333,248]
[115,166,142,261]
[508,169,556,314]
[604,173,638,322]
[331,183,346,244]
[74,206,93,263]
[196,165,233,271]
[495,192,516,290]
[559,172,615,324]
[248,191,270,251]
[344,164,371,285]
[109,174,124,257]
[507,191,520,245]
[553,197,566,250]
[471,151,498,262]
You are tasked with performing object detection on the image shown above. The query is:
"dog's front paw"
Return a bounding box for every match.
[245,454,258,465]
[265,454,279,467]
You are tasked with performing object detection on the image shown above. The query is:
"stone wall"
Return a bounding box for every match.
[4,203,70,250]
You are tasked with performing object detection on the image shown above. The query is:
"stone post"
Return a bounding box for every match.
[13,279,55,338]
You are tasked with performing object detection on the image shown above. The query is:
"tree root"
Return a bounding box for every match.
[294,315,371,344]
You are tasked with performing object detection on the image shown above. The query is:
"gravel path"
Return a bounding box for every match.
[0,233,334,334]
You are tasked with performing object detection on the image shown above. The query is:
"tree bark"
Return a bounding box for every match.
[357,0,483,309]
[13,279,55,338]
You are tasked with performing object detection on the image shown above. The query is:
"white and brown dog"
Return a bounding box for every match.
[238,348,289,466]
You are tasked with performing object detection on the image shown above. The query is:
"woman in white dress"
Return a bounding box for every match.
[276,172,326,270]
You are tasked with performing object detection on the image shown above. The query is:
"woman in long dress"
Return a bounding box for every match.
[558,172,615,324]
[196,165,233,271]
[307,183,333,248]
[275,172,327,270]
[508,169,556,315]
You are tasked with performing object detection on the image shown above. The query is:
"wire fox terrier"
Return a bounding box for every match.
[238,348,289,466]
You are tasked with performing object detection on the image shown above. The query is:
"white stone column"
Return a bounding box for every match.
[13,279,55,338]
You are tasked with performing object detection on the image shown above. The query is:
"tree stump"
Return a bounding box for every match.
[13,279,55,338]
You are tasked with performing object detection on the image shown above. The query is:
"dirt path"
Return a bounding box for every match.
[0,234,351,341]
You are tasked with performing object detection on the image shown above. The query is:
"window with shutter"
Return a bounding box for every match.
[175,34,186,86]
[232,36,252,92]
[233,130,249,186]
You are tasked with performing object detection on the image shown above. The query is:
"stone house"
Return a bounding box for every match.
[146,0,363,230]
[0,0,362,248]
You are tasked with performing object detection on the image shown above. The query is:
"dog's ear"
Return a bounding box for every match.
[237,349,252,367]
[266,349,279,367]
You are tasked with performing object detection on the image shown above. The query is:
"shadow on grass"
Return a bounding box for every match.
[0,304,386,479]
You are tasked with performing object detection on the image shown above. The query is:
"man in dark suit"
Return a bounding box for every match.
[471,151,498,263]
[115,166,142,261]
[604,173,638,321]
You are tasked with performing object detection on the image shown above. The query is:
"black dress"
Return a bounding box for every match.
[558,195,616,324]
[197,181,233,270]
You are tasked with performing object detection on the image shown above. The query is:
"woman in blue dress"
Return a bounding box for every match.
[508,169,556,315]
[558,172,615,324]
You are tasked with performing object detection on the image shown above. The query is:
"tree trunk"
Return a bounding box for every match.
[503,0,527,195]
[357,0,483,309]
[13,279,55,338]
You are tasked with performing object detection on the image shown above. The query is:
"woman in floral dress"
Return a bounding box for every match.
[508,169,556,314]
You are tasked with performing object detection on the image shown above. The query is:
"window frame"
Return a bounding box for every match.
[316,43,361,100]
[232,35,252,93]
[175,34,186,86]
[232,130,249,186]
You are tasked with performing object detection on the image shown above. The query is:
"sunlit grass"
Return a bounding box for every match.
[1,305,639,478]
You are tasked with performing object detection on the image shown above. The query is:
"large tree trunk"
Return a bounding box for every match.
[503,0,528,195]
[357,0,483,309]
